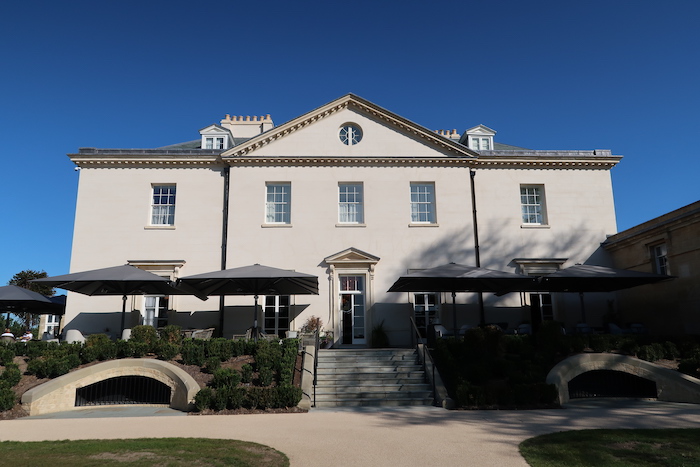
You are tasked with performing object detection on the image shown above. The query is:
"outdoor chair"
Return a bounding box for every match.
[191,328,214,340]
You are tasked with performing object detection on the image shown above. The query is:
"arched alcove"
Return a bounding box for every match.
[546,353,700,405]
[22,359,200,416]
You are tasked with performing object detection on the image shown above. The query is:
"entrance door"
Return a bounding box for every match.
[339,276,366,345]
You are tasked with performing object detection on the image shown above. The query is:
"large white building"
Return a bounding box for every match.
[62,94,621,345]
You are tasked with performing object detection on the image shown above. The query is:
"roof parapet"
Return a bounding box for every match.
[220,114,274,138]
[434,129,460,141]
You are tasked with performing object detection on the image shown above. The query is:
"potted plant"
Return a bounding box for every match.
[320,331,334,348]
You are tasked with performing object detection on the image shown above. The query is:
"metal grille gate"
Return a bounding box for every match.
[75,376,171,406]
[568,370,657,399]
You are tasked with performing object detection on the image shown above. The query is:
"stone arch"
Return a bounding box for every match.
[21,359,200,416]
[546,353,700,405]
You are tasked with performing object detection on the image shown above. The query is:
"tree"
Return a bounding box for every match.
[7,269,55,330]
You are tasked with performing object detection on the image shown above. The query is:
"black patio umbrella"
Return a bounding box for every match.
[0,285,57,328]
[33,264,192,334]
[178,264,319,339]
[388,263,536,334]
[536,264,672,322]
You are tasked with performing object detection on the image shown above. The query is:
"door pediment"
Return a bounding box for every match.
[324,247,380,268]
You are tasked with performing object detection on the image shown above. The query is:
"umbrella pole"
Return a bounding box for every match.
[579,292,586,323]
[120,295,127,336]
[452,291,457,336]
[253,294,259,342]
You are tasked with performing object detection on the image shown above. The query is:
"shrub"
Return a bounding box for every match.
[664,341,680,360]
[212,368,241,389]
[258,366,274,386]
[0,363,21,387]
[254,340,281,371]
[180,340,205,366]
[0,347,15,366]
[194,387,213,411]
[159,325,183,346]
[638,344,663,362]
[155,342,180,361]
[244,387,277,409]
[241,364,253,383]
[84,334,117,361]
[115,339,133,358]
[0,384,16,411]
[203,356,221,374]
[371,320,390,348]
[300,316,323,333]
[229,339,248,357]
[212,387,230,411]
[619,337,640,356]
[678,358,700,378]
[275,384,302,408]
[130,341,149,358]
[130,325,158,351]
[79,345,100,364]
[206,338,232,361]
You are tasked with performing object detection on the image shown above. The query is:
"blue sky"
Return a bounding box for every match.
[1,0,698,285]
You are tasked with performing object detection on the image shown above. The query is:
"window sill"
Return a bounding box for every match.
[144,225,176,230]
[336,223,366,228]
[521,224,550,229]
[409,223,439,228]
[261,224,293,228]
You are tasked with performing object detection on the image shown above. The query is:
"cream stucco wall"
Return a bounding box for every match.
[63,99,621,344]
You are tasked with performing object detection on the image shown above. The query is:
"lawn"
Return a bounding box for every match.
[520,428,700,467]
[0,438,288,466]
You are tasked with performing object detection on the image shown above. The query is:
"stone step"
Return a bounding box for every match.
[312,348,433,408]
[317,367,425,375]
[314,390,433,400]
[313,398,435,408]
[315,384,432,394]
[318,359,420,368]
[319,349,416,358]
[316,377,427,386]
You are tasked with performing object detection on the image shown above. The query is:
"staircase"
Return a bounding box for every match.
[313,348,434,407]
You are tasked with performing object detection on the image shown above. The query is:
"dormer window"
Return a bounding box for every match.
[463,125,496,151]
[205,137,225,150]
[199,124,232,151]
[471,137,491,150]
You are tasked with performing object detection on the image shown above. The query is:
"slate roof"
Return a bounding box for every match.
[156,137,253,150]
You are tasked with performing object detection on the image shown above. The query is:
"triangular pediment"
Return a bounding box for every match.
[221,94,477,161]
[199,124,231,136]
[465,124,496,137]
[324,247,380,266]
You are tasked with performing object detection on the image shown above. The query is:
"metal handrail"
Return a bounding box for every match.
[409,317,436,404]
[312,330,319,407]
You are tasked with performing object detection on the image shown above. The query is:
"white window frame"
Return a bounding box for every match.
[413,292,439,337]
[143,295,169,328]
[204,136,225,150]
[265,183,291,224]
[651,243,669,275]
[151,185,176,226]
[338,183,364,224]
[263,295,291,339]
[339,124,363,145]
[520,185,547,226]
[470,137,491,150]
[410,182,436,224]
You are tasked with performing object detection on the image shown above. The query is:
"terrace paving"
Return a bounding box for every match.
[3,400,700,466]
